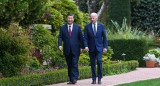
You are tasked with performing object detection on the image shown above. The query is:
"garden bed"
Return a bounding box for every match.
[0,60,138,86]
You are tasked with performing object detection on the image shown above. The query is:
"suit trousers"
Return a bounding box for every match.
[65,50,79,82]
[89,47,102,81]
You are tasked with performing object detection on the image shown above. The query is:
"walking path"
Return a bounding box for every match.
[48,68,160,86]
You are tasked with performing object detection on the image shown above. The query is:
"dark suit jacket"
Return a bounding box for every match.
[84,22,108,52]
[58,23,84,56]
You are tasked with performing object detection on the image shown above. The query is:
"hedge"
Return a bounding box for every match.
[108,39,149,67]
[0,61,138,86]
[131,0,160,31]
[107,0,131,27]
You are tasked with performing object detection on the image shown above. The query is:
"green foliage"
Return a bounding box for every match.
[131,0,140,2]
[108,39,149,67]
[31,25,65,67]
[43,8,64,32]
[102,46,114,64]
[31,25,55,67]
[107,0,131,27]
[0,24,33,77]
[107,18,157,46]
[79,53,90,66]
[29,56,42,70]
[106,18,157,67]
[32,25,53,49]
[149,49,160,58]
[131,0,160,30]
[107,60,138,75]
[77,0,88,13]
[101,7,108,25]
[79,46,114,66]
[0,61,138,85]
[45,0,89,32]
[77,0,102,13]
[51,31,66,68]
[0,0,48,28]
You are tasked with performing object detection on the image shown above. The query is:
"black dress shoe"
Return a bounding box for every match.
[72,80,77,84]
[98,80,102,84]
[67,81,73,84]
[91,80,96,84]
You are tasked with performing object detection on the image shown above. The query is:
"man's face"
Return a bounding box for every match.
[67,16,74,25]
[90,14,97,24]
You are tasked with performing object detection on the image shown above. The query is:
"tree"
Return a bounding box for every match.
[97,0,110,20]
[44,0,89,32]
[73,0,109,20]
[0,0,48,28]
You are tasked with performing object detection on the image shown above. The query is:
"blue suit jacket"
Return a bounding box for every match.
[84,22,108,52]
[58,23,84,56]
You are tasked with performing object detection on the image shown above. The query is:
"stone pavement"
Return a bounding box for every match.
[47,68,160,86]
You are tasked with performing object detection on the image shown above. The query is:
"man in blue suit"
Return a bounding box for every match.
[84,13,108,84]
[58,13,83,84]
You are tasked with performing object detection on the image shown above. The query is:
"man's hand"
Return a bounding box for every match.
[59,46,62,51]
[85,47,89,53]
[80,49,83,53]
[103,48,107,53]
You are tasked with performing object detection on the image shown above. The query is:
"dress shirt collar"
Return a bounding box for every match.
[67,23,73,31]
[92,22,97,32]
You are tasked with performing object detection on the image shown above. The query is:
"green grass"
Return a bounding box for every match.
[117,78,160,86]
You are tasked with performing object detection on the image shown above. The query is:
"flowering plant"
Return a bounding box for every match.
[143,53,156,61]
[143,53,160,63]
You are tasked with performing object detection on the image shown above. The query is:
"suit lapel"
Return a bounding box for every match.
[71,24,75,38]
[64,24,70,38]
[90,22,100,37]
[96,22,100,36]
[89,23,95,36]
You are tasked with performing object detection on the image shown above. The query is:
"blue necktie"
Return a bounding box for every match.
[93,24,96,36]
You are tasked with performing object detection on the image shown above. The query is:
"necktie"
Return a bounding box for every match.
[69,25,72,37]
[93,24,96,36]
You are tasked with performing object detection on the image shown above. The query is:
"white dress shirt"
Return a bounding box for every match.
[68,24,73,31]
[92,22,97,33]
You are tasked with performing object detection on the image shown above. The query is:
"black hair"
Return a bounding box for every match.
[66,13,74,18]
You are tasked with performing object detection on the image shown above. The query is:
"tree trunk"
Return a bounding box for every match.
[87,0,91,14]
[97,0,110,20]
[86,0,97,14]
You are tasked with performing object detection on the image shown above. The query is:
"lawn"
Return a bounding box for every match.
[117,78,160,86]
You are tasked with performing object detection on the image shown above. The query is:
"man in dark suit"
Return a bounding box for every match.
[84,13,108,84]
[58,13,83,84]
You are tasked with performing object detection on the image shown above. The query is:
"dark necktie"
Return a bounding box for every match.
[69,25,72,37]
[93,24,96,36]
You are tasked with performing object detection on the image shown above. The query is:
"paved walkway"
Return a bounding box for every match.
[48,68,160,86]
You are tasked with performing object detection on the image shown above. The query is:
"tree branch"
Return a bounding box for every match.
[97,0,110,20]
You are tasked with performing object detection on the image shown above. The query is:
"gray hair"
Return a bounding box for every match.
[90,13,98,18]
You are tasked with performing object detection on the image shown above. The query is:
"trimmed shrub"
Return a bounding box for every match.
[106,60,138,75]
[131,0,160,30]
[108,39,149,67]
[0,60,138,86]
[107,0,131,27]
